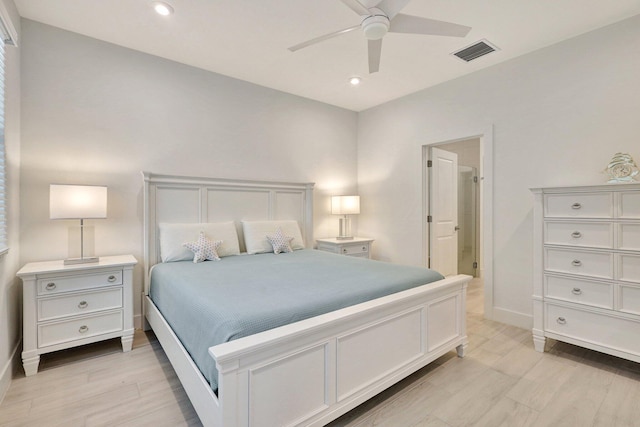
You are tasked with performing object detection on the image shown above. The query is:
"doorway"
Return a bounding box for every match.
[424,131,493,319]
[428,138,480,277]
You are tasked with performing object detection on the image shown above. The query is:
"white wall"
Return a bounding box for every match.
[357,14,640,327]
[20,20,358,328]
[0,0,20,402]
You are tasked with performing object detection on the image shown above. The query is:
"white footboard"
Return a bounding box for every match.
[210,274,469,427]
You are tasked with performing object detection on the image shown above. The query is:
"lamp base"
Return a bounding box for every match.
[336,236,355,240]
[64,257,99,266]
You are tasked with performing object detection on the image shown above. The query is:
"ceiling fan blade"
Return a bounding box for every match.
[340,0,370,16]
[389,14,471,37]
[368,39,382,73]
[376,0,410,19]
[288,25,360,52]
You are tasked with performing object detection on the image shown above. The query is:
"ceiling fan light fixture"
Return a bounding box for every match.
[152,1,174,16]
[362,14,390,40]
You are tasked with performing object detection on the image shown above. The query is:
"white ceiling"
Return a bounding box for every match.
[14,0,640,111]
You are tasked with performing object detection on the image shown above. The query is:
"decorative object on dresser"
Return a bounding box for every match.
[531,183,640,362]
[316,237,374,259]
[49,184,108,265]
[604,153,639,183]
[17,255,137,376]
[331,195,360,239]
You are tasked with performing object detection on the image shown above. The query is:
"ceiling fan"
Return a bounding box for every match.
[288,0,471,74]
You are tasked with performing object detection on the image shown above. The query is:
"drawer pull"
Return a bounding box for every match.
[79,325,89,333]
[571,203,582,210]
[362,246,367,251]
[571,259,582,267]
[108,275,117,282]
[571,288,582,295]
[556,317,567,325]
[343,249,347,253]
[45,282,56,291]
[571,231,582,238]
[78,301,88,309]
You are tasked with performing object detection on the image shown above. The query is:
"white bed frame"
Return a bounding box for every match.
[142,172,471,427]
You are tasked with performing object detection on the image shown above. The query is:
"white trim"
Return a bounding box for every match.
[422,125,495,320]
[0,0,17,45]
[0,339,20,404]
[492,307,532,330]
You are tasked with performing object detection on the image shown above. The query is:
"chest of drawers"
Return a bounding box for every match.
[17,255,137,376]
[531,184,640,362]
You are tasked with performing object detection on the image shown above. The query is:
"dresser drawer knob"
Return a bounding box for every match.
[571,260,582,267]
[78,301,88,309]
[343,249,347,253]
[571,203,582,209]
[108,275,117,282]
[79,325,89,333]
[571,288,582,295]
[362,246,367,251]
[571,231,582,238]
[45,282,56,291]
[556,317,567,325]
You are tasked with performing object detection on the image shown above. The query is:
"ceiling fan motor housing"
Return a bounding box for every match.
[361,10,390,40]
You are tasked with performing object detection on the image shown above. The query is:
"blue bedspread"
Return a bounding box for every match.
[149,249,443,391]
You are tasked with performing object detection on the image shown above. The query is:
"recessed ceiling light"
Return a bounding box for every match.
[349,76,362,86]
[152,1,174,16]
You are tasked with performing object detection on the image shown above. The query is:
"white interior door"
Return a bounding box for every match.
[429,147,458,276]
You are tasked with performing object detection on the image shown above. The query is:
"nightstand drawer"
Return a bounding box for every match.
[341,244,369,256]
[38,310,123,348]
[544,275,612,309]
[544,221,612,249]
[37,270,122,295]
[38,288,123,321]
[545,248,613,279]
[544,193,613,218]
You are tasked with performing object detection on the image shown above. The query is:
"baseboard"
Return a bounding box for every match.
[134,313,142,330]
[0,339,21,405]
[491,306,532,330]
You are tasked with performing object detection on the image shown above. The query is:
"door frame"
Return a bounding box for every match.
[422,126,494,319]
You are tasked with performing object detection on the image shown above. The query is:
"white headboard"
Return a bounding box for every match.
[142,172,314,294]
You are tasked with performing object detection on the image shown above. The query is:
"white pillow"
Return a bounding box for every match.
[159,222,240,262]
[242,220,305,254]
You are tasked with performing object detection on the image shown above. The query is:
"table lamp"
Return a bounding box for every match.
[50,184,107,265]
[331,195,360,240]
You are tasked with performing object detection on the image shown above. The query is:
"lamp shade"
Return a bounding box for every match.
[331,195,360,215]
[50,184,108,219]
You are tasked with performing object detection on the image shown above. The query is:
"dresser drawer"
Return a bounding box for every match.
[544,193,613,218]
[545,248,613,279]
[619,253,640,283]
[38,310,123,348]
[544,275,612,309]
[619,284,640,315]
[38,288,123,322]
[620,192,640,219]
[544,221,612,249]
[37,270,122,296]
[545,303,640,355]
[618,223,640,251]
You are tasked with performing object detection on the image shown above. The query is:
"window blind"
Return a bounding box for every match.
[0,14,14,255]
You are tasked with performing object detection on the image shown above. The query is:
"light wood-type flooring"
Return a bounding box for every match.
[2,278,640,426]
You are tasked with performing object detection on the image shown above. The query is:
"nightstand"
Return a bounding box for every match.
[17,255,137,376]
[316,237,374,259]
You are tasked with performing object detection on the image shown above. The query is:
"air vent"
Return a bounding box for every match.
[452,40,498,62]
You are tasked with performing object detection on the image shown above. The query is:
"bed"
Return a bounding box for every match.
[142,172,471,427]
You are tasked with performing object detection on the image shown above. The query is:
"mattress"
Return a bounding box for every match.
[149,249,444,391]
